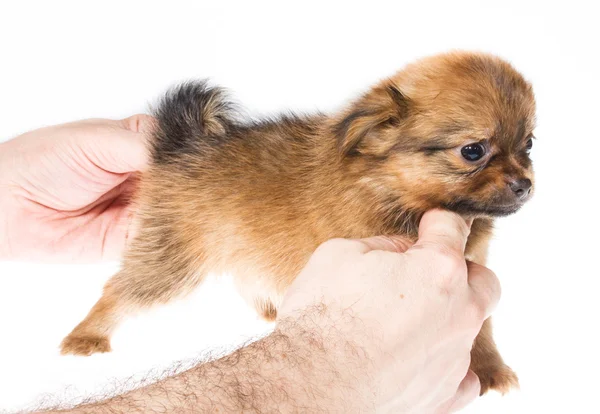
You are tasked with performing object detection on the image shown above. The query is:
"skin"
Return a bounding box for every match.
[0,120,501,413]
[0,115,152,262]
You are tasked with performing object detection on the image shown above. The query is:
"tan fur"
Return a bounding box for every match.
[60,52,536,395]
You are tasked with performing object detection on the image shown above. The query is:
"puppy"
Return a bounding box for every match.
[60,51,535,395]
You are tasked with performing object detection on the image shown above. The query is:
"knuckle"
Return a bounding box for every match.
[429,245,466,278]
[477,288,495,316]
[466,298,487,324]
[469,263,501,307]
[485,268,501,298]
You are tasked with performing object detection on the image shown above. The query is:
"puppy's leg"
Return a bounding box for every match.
[466,218,519,394]
[60,231,207,356]
[470,318,519,395]
[59,291,118,355]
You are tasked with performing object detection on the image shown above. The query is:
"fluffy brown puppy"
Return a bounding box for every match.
[60,51,536,395]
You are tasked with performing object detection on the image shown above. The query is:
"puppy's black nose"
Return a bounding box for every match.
[509,179,532,199]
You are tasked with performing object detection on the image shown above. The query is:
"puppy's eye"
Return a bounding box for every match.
[525,138,533,154]
[461,143,486,161]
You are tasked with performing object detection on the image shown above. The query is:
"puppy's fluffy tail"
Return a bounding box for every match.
[151,80,237,164]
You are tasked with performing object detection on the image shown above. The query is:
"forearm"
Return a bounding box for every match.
[50,316,374,413]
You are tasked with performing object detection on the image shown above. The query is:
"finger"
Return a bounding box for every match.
[353,235,414,254]
[467,261,501,319]
[447,370,481,413]
[412,209,472,255]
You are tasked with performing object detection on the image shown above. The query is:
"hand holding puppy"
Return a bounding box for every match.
[0,116,153,262]
[277,210,500,412]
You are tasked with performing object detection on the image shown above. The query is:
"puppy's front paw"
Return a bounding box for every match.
[477,363,519,395]
[60,334,112,356]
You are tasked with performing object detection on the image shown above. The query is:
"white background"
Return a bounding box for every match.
[1,1,599,413]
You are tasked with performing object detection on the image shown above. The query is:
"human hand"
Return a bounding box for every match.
[277,210,500,413]
[0,116,153,262]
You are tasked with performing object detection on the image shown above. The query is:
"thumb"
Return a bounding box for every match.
[412,209,472,256]
[115,114,155,172]
[89,115,154,174]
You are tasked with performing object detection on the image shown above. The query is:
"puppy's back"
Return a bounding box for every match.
[140,82,335,285]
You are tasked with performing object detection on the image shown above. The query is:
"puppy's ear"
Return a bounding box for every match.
[334,83,410,156]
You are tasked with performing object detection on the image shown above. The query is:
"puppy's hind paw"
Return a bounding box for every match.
[60,334,112,356]
[478,363,519,395]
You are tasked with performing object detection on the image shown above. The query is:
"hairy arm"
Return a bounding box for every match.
[51,313,372,413]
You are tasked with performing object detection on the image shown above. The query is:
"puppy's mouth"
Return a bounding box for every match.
[441,198,525,217]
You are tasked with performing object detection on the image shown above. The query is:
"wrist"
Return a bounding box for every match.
[273,306,378,410]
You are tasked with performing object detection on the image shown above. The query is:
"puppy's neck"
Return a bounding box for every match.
[303,129,422,240]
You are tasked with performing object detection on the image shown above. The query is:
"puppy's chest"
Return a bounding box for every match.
[465,219,494,265]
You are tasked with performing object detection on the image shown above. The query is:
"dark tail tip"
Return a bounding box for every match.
[151,80,236,163]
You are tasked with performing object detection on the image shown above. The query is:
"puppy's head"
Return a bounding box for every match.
[335,51,536,217]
